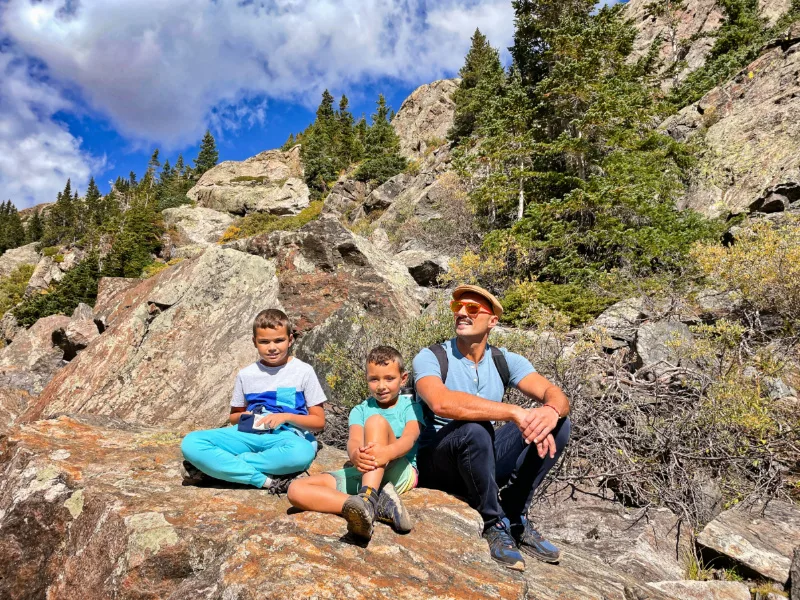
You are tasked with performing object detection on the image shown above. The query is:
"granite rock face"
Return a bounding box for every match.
[187,146,310,216]
[229,215,422,332]
[0,242,39,278]
[0,314,71,395]
[697,501,800,583]
[391,78,458,159]
[662,25,800,217]
[25,247,281,430]
[0,415,678,600]
[161,205,234,246]
[626,0,793,89]
[648,580,752,600]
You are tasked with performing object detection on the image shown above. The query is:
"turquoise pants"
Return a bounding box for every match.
[181,425,316,488]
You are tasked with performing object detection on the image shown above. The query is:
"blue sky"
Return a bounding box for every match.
[0,0,622,208]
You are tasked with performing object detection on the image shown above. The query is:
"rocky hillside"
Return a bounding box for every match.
[1,8,799,597]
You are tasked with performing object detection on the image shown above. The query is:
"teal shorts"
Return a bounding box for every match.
[327,457,418,495]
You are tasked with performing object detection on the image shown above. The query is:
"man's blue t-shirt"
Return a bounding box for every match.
[412,338,536,448]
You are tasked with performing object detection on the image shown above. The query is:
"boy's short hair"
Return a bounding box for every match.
[252,309,292,337]
[366,345,405,373]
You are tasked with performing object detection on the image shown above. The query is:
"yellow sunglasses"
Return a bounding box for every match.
[450,300,494,317]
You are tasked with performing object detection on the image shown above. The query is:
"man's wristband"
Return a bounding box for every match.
[542,404,561,419]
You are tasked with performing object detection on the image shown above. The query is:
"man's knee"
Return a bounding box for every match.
[554,417,571,451]
[457,421,494,451]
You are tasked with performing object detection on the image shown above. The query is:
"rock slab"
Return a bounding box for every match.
[392,79,458,159]
[0,243,39,279]
[162,205,234,245]
[0,415,677,600]
[648,580,752,600]
[697,501,800,583]
[26,246,281,430]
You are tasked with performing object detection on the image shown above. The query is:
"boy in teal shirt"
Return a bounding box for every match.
[288,345,424,541]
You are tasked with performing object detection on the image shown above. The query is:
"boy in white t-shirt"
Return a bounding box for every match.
[181,309,326,494]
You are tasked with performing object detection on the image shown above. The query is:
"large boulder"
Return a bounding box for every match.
[229,215,423,332]
[24,247,281,429]
[392,79,458,159]
[625,0,793,89]
[697,501,800,584]
[161,205,234,246]
[648,581,752,600]
[0,314,71,395]
[0,388,31,435]
[0,243,39,278]
[0,415,676,600]
[25,248,84,296]
[529,486,690,582]
[52,303,101,361]
[636,319,695,377]
[394,249,449,287]
[187,146,310,216]
[662,25,800,217]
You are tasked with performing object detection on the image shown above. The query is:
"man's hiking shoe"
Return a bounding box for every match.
[375,482,413,533]
[511,517,560,563]
[263,471,304,495]
[181,460,210,486]
[342,487,377,541]
[483,518,525,571]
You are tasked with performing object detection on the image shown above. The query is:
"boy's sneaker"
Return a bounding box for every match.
[482,518,526,572]
[263,471,304,495]
[510,516,560,563]
[181,460,210,486]
[341,487,377,541]
[375,482,413,533]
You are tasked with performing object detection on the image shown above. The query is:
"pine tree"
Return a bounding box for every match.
[84,177,103,229]
[193,130,219,176]
[42,179,77,246]
[336,95,362,165]
[25,210,43,243]
[354,95,406,184]
[0,201,25,252]
[281,133,296,151]
[301,90,340,195]
[449,29,506,142]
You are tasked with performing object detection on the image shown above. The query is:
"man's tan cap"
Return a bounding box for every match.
[452,284,504,317]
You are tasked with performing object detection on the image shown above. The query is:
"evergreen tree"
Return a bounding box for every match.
[301,90,341,195]
[336,95,362,165]
[0,201,25,252]
[449,29,506,142]
[281,133,296,150]
[25,209,43,243]
[84,177,103,230]
[354,95,406,184]
[193,130,219,176]
[42,179,77,246]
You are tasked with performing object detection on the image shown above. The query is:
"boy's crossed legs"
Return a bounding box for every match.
[181,425,316,489]
[288,414,414,540]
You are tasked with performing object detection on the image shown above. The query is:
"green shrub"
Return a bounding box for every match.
[230,175,270,184]
[41,246,60,258]
[13,255,101,326]
[219,201,323,242]
[0,264,35,316]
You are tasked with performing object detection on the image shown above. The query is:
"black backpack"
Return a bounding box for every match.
[426,343,511,388]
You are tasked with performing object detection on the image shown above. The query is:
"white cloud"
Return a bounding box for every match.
[1,0,516,149]
[0,47,105,209]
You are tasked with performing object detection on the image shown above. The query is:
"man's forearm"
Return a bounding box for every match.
[432,390,521,423]
[543,386,570,417]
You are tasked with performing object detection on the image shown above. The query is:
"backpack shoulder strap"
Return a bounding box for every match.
[428,343,449,383]
[490,346,511,389]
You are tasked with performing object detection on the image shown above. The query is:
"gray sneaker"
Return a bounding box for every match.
[483,518,526,571]
[511,516,560,563]
[375,482,413,533]
[342,489,377,540]
[181,460,210,486]
[263,471,303,495]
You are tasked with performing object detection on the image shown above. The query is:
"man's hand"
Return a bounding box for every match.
[536,433,557,459]
[255,412,289,430]
[520,405,559,445]
[360,442,392,468]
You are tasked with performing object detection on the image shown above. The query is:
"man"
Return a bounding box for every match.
[412,284,571,571]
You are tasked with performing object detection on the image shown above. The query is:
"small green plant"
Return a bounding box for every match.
[41,246,61,258]
[0,263,36,316]
[219,201,323,242]
[404,159,421,176]
[230,175,270,184]
[683,549,713,581]
[52,254,64,264]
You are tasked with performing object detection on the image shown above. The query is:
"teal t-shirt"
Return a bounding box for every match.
[348,394,426,467]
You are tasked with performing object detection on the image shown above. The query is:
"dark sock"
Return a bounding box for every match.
[358,485,380,509]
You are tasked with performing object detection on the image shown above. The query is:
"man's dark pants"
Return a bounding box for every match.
[417,418,571,529]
